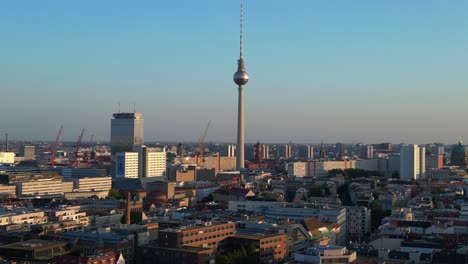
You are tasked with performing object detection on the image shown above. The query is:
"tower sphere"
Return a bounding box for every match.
[233,70,249,85]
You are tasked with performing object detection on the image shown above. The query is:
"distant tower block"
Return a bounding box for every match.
[307,145,313,159]
[254,141,264,163]
[233,3,249,170]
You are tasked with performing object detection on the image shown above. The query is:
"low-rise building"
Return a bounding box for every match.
[294,245,357,264]
[0,239,71,263]
[219,234,287,264]
[72,176,112,192]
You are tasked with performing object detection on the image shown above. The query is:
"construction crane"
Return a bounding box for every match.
[197,120,211,168]
[72,129,85,168]
[85,134,94,167]
[50,126,63,167]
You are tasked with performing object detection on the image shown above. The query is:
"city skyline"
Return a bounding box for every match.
[1,1,468,143]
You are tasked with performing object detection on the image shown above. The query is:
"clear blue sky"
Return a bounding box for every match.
[1,0,467,144]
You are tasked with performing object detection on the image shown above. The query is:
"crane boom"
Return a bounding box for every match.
[198,120,211,167]
[72,129,85,168]
[50,125,63,167]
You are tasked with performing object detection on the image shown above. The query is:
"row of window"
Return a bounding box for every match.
[182,226,233,237]
[182,232,234,244]
[260,238,283,245]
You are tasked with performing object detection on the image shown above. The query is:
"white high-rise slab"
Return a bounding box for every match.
[400,145,426,180]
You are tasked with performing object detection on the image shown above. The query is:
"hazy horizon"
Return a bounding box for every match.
[1,1,467,144]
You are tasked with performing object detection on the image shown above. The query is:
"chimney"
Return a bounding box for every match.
[126,191,131,225]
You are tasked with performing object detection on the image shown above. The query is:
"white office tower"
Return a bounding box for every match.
[133,145,166,180]
[227,145,236,157]
[400,145,425,180]
[360,145,374,159]
[419,146,426,179]
[263,145,270,159]
[284,145,292,159]
[307,145,314,159]
[115,152,139,178]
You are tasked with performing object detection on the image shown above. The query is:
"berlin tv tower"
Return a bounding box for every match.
[233,3,249,170]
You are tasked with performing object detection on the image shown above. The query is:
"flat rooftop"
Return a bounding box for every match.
[0,239,68,251]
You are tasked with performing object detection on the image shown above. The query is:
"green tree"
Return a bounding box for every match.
[107,189,122,200]
[309,183,323,197]
[369,201,389,231]
[391,172,400,179]
[329,169,345,177]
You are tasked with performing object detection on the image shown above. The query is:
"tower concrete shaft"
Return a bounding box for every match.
[237,83,245,169]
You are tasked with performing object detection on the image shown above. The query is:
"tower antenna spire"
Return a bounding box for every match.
[240,2,243,59]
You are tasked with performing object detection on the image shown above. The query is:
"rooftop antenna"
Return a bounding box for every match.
[240,2,244,59]
[118,102,121,113]
[133,103,136,113]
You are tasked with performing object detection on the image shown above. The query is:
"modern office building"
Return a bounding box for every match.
[0,152,14,164]
[400,145,425,180]
[115,152,139,179]
[19,145,36,160]
[61,168,108,181]
[133,145,166,179]
[110,112,144,177]
[72,177,112,192]
[15,178,67,198]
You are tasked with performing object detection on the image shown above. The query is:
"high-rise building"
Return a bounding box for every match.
[254,141,264,162]
[233,4,249,170]
[284,145,292,159]
[335,142,345,159]
[110,112,144,177]
[450,140,467,167]
[419,146,426,179]
[227,145,236,158]
[263,144,270,159]
[319,143,327,160]
[400,145,425,180]
[360,145,374,159]
[133,145,166,179]
[307,145,314,159]
[115,152,139,179]
[19,145,36,160]
[177,143,185,158]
